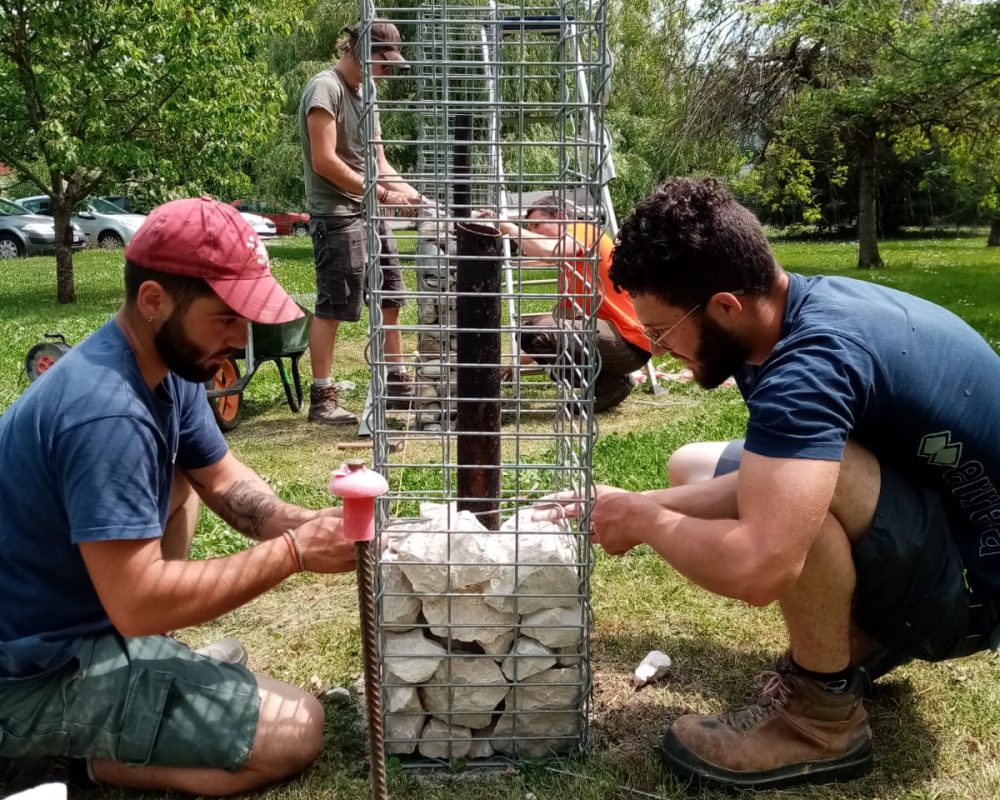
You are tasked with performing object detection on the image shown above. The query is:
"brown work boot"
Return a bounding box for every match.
[660,668,872,789]
[386,369,414,409]
[308,384,358,425]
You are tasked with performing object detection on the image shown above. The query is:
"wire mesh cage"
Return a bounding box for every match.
[358,0,611,765]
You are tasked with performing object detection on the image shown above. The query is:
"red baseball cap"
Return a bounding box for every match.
[125,197,303,324]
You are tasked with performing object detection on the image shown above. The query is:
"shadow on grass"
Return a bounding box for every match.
[1,284,123,321]
[589,629,940,797]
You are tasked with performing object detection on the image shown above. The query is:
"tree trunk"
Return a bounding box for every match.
[52,200,76,304]
[988,217,1000,248]
[856,129,883,269]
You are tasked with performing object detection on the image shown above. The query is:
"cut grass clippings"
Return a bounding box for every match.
[2,231,1000,799]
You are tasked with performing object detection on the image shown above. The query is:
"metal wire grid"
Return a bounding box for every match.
[358,0,609,765]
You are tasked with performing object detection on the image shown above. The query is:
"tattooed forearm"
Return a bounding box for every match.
[219,480,282,541]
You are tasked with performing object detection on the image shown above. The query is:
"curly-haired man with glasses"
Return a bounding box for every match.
[544,177,1000,789]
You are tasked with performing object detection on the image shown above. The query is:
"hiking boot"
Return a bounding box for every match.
[308,385,358,425]
[660,668,872,790]
[386,370,414,409]
[194,637,249,666]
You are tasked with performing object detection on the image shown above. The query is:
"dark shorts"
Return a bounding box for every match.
[713,440,993,663]
[0,633,259,774]
[520,314,650,411]
[310,215,406,321]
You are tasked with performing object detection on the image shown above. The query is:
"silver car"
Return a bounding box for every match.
[0,198,85,259]
[16,195,147,250]
[237,210,277,240]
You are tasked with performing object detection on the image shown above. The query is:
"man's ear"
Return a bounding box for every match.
[135,280,173,325]
[709,291,745,317]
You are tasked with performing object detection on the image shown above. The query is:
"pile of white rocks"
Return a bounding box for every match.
[380,504,587,760]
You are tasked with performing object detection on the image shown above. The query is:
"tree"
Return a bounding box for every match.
[0,0,300,303]
[746,0,1000,267]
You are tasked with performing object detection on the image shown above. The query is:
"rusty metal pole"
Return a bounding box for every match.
[329,461,389,800]
[455,220,502,530]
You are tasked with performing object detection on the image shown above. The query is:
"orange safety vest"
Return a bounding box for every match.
[557,223,649,353]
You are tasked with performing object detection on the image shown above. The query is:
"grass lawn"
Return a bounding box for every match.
[2,232,1000,799]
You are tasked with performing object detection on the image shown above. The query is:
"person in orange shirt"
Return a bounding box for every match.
[498,196,651,412]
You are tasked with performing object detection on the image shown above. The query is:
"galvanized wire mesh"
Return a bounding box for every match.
[359,0,609,766]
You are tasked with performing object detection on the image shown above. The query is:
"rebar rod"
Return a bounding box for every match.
[356,540,388,800]
[455,220,502,530]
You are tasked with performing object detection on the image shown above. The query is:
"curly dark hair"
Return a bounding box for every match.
[609,177,778,308]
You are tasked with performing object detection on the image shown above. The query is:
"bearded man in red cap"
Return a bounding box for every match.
[0,198,355,795]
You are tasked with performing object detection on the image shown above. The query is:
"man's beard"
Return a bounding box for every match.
[692,314,750,390]
[154,310,230,384]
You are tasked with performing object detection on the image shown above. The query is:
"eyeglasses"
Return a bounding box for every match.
[642,304,701,349]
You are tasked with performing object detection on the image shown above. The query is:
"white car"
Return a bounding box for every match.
[16,195,147,250]
[238,211,277,239]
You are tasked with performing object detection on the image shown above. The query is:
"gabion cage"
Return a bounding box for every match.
[358,0,611,765]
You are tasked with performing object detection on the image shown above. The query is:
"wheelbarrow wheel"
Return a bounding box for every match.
[25,336,72,383]
[207,357,243,432]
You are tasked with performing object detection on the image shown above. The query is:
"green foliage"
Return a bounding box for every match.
[741,0,1000,243]
[0,0,299,199]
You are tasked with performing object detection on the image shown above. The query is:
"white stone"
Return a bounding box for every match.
[419,358,443,378]
[481,630,515,662]
[484,517,581,615]
[518,605,584,649]
[384,630,446,684]
[385,686,426,755]
[417,401,441,425]
[418,299,439,325]
[555,646,582,667]
[491,712,579,758]
[633,650,672,689]
[396,515,516,595]
[499,507,569,535]
[491,668,582,757]
[469,728,496,759]
[501,637,556,682]
[418,718,471,760]
[422,657,510,730]
[422,593,515,646]
[380,557,420,633]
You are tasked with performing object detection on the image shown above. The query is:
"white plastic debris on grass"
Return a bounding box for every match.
[633,650,672,690]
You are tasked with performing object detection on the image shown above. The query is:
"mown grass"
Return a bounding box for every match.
[2,231,1000,799]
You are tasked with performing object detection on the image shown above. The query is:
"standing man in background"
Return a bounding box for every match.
[299,20,421,425]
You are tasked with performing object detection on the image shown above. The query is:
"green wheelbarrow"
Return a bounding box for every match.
[206,304,313,432]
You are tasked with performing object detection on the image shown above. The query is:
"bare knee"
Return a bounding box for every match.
[247,677,325,783]
[668,441,732,486]
[830,441,881,541]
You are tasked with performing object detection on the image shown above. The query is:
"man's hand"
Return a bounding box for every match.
[291,514,356,574]
[381,190,421,217]
[530,484,627,522]
[531,485,649,556]
[591,490,659,556]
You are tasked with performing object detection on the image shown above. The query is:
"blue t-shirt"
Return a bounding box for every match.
[735,273,1000,600]
[0,320,228,681]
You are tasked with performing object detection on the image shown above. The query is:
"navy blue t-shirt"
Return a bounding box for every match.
[735,273,1000,600]
[0,320,227,680]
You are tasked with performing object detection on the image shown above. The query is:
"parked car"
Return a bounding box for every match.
[235,209,277,239]
[0,198,85,259]
[16,195,147,250]
[230,199,308,237]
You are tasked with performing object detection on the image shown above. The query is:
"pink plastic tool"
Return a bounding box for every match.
[328,459,389,542]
